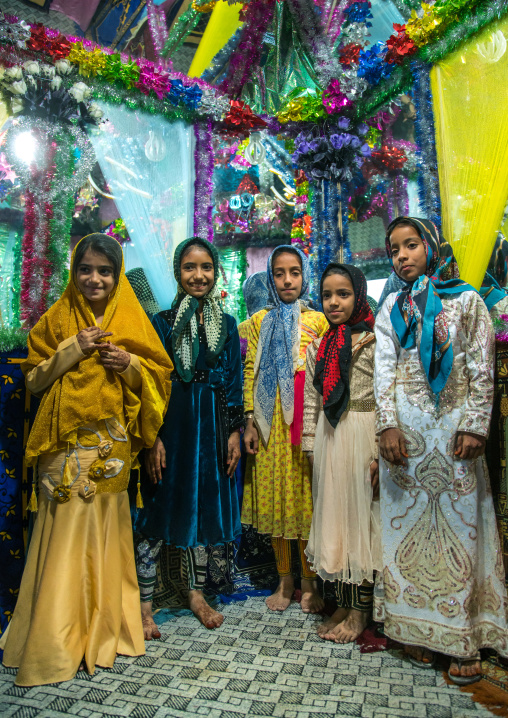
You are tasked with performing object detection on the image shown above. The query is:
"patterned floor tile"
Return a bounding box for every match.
[0,597,496,718]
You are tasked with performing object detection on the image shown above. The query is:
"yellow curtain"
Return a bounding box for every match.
[188,1,243,78]
[0,100,9,130]
[431,15,508,289]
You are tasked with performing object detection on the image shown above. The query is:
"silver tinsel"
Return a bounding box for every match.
[0,11,30,48]
[5,118,96,201]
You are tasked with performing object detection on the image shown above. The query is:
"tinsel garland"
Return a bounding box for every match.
[411,60,441,230]
[419,0,508,63]
[0,327,29,352]
[284,0,340,86]
[146,0,171,67]
[160,6,200,59]
[386,174,410,222]
[291,171,313,256]
[201,28,243,84]
[309,181,324,300]
[47,131,75,306]
[11,229,22,328]
[194,119,215,242]
[0,12,231,123]
[218,0,277,98]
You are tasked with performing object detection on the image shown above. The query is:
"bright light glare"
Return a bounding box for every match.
[15,131,37,165]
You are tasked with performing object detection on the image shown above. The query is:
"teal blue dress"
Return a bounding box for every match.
[136,309,244,549]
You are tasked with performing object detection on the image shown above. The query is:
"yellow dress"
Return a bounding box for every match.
[242,307,328,538]
[0,338,146,686]
[0,238,173,687]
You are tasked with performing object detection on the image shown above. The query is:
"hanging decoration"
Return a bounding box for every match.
[284,0,340,86]
[105,218,130,245]
[0,12,232,123]
[291,118,371,182]
[218,0,277,98]
[291,170,313,256]
[411,60,441,229]
[4,116,96,328]
[194,119,215,242]
[146,0,172,68]
[273,0,508,125]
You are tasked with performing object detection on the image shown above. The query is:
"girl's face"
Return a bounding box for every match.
[322,273,355,326]
[75,249,116,306]
[272,252,303,304]
[389,225,428,283]
[180,245,215,298]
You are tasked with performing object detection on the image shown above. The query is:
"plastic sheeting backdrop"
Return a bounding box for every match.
[89,103,195,307]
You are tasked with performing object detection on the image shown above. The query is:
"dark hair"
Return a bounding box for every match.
[271,246,302,269]
[320,265,353,300]
[386,217,422,244]
[180,240,214,263]
[73,233,123,283]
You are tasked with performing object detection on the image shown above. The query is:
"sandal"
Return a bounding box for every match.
[408,654,436,669]
[448,658,482,686]
[405,646,436,669]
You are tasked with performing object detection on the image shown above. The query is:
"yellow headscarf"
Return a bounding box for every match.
[23,235,173,466]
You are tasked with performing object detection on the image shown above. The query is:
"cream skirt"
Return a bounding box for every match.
[0,450,144,686]
[305,410,382,584]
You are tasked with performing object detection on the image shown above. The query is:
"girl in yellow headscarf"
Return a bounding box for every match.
[0,234,173,686]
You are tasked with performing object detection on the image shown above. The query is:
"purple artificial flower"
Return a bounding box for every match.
[350,136,361,149]
[329,134,344,150]
[360,143,372,157]
[337,117,351,130]
[358,123,369,136]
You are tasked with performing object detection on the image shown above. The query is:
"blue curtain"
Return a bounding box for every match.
[89,104,195,308]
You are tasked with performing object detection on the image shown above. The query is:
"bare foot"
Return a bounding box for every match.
[404,645,434,665]
[141,601,161,640]
[317,607,348,639]
[324,608,369,644]
[266,575,295,612]
[449,658,481,680]
[188,589,224,629]
[300,578,325,614]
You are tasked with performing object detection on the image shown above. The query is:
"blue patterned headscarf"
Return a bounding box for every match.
[386,217,475,396]
[254,245,309,445]
[243,271,268,317]
[480,237,508,310]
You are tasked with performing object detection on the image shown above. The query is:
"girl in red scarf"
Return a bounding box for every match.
[303,263,381,642]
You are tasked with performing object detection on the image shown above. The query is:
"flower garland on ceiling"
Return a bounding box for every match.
[0,12,233,122]
[275,0,508,124]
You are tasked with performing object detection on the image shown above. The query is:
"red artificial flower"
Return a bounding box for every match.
[48,35,72,60]
[224,100,267,134]
[385,25,417,65]
[339,43,362,67]
[27,23,51,53]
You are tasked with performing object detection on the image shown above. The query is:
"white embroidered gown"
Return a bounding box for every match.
[374,290,508,658]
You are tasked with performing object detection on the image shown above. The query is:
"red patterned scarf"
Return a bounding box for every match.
[313,264,374,428]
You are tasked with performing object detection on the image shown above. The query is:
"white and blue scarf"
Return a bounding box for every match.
[253,245,309,445]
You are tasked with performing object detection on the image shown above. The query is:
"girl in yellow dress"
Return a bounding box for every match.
[0,234,172,686]
[242,245,327,612]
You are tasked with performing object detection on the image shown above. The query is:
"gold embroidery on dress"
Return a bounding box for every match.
[395,448,472,600]
[399,423,426,458]
[383,567,401,603]
[437,598,460,618]
[403,586,426,609]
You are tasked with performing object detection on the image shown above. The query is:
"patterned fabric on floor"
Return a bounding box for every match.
[0,596,502,717]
